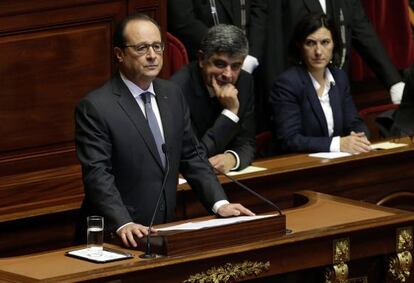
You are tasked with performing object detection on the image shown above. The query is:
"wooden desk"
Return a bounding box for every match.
[0,191,412,282]
[1,138,413,257]
[180,137,414,219]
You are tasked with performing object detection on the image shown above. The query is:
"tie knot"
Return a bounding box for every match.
[141,92,152,104]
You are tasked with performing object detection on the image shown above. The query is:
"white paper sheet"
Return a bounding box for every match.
[227,165,267,176]
[371,142,408,150]
[308,152,352,159]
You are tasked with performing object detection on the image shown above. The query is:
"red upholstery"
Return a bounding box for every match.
[359,103,399,119]
[351,0,414,81]
[165,32,189,78]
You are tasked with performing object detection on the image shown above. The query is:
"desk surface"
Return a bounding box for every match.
[179,137,414,219]
[0,191,412,282]
[181,137,414,189]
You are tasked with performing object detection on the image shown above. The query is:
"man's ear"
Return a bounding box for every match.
[114,47,123,63]
[197,50,205,68]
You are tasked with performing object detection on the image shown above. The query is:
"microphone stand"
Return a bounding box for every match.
[140,144,170,259]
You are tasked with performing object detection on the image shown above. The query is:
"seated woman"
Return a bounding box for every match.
[269,13,371,154]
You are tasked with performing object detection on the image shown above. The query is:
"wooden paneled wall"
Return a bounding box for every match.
[0,0,166,255]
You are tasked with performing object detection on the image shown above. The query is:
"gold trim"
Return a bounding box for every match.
[396,226,413,253]
[333,238,350,264]
[325,238,350,283]
[388,251,412,283]
[182,260,270,283]
[324,263,349,283]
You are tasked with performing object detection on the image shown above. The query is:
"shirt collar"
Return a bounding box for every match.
[119,72,156,99]
[308,68,336,91]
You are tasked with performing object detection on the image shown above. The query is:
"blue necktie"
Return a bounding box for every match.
[141,92,166,168]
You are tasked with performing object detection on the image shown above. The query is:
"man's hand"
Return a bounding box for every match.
[116,223,157,248]
[212,76,240,115]
[340,131,371,154]
[209,153,236,174]
[217,203,255,217]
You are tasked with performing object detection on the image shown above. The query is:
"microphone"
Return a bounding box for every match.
[140,144,170,259]
[191,135,283,216]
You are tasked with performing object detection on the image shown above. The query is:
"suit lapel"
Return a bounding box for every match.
[113,74,164,169]
[299,67,329,136]
[303,0,324,13]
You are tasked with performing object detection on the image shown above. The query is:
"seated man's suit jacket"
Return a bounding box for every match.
[75,73,227,233]
[171,62,256,170]
[269,65,368,153]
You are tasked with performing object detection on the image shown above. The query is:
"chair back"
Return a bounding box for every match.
[358,104,399,139]
[165,32,189,78]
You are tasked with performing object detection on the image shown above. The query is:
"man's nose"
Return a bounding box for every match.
[146,46,157,58]
[222,65,232,77]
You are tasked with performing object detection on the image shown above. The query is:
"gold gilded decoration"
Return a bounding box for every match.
[325,238,350,283]
[388,226,413,282]
[324,263,349,283]
[182,260,270,283]
[388,251,412,283]
[396,226,413,253]
[333,238,350,264]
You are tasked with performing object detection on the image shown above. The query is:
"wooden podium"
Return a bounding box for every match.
[138,213,286,256]
[0,191,413,282]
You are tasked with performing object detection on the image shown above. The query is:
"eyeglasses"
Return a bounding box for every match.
[124,42,165,55]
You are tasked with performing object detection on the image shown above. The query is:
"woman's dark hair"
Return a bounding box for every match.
[289,13,342,67]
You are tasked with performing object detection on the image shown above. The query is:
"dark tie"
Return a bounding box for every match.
[141,92,166,168]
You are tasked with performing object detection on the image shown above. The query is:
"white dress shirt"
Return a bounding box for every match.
[308,69,341,152]
[319,0,327,13]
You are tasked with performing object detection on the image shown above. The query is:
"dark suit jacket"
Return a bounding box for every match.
[75,73,227,233]
[167,0,267,61]
[269,65,368,153]
[170,62,256,170]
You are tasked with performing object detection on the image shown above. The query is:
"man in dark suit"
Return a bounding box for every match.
[75,13,253,248]
[171,24,255,173]
[167,0,267,74]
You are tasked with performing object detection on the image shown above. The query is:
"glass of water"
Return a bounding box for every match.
[87,215,104,257]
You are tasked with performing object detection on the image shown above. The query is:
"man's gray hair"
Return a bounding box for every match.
[199,24,249,59]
